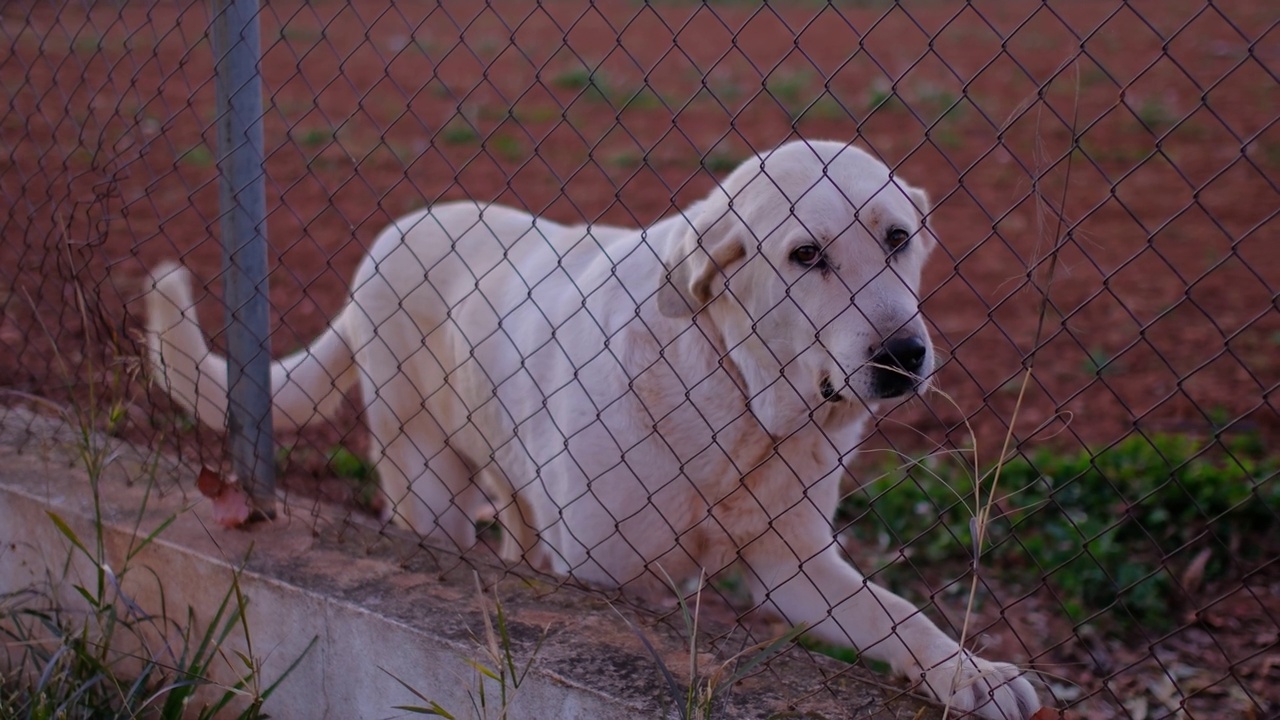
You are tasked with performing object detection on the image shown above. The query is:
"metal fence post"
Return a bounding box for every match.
[212,0,275,517]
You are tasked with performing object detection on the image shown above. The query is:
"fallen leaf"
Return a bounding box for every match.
[196,467,252,528]
[1180,546,1213,595]
[196,466,227,498]
[1031,707,1066,720]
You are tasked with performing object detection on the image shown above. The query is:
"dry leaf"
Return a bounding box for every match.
[1180,546,1213,595]
[195,467,252,528]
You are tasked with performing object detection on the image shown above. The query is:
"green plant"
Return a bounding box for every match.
[487,134,524,162]
[705,75,743,106]
[1135,97,1175,133]
[428,80,454,99]
[552,67,638,107]
[931,127,963,150]
[794,95,847,123]
[1083,347,1117,376]
[865,85,900,114]
[3,294,314,718]
[279,25,321,44]
[703,150,742,174]
[511,105,560,124]
[386,575,548,719]
[411,34,437,57]
[765,68,814,114]
[619,571,807,720]
[297,127,332,148]
[181,143,214,167]
[441,118,479,146]
[1079,65,1110,88]
[617,85,662,111]
[605,150,643,170]
[839,433,1280,628]
[551,66,593,92]
[1206,405,1233,432]
[322,445,379,508]
[327,445,373,480]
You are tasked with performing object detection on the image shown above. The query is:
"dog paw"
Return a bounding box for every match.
[918,650,1039,719]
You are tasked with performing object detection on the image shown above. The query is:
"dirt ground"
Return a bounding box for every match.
[2,0,1277,717]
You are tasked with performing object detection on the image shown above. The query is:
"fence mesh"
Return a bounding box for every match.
[2,0,1278,717]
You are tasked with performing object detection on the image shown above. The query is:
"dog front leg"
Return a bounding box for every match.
[740,525,1039,719]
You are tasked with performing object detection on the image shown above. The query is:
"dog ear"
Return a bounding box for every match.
[906,184,931,220]
[657,196,746,318]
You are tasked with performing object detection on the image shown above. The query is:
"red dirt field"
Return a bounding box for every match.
[2,0,1277,717]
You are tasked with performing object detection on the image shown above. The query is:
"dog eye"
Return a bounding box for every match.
[790,244,822,266]
[886,228,911,251]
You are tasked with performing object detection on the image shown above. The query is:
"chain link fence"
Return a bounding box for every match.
[2,0,1278,716]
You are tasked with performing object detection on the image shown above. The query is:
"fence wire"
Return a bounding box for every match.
[2,0,1278,717]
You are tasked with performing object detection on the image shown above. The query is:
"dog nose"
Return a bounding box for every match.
[871,336,927,375]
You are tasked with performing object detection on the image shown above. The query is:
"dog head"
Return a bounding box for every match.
[658,140,937,437]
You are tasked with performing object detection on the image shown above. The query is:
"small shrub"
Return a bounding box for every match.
[839,433,1280,629]
[865,85,900,114]
[488,134,524,162]
[551,66,592,91]
[1135,97,1176,133]
[605,150,643,170]
[181,143,214,167]
[297,127,332,148]
[440,119,479,146]
[765,68,813,114]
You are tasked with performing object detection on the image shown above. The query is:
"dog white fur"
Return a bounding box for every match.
[146,140,1038,718]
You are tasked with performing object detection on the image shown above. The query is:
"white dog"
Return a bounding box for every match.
[147,140,1039,718]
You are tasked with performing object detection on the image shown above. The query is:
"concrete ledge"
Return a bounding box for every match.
[0,407,941,719]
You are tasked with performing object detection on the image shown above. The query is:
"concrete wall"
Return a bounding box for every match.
[0,406,939,719]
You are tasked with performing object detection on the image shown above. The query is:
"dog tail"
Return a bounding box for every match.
[144,261,357,432]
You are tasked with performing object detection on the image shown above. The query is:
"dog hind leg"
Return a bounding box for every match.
[357,336,482,553]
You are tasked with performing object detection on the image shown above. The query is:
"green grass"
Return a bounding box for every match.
[551,66,593,92]
[795,637,891,674]
[1136,97,1176,133]
[605,150,643,170]
[703,150,743,174]
[180,143,214,167]
[930,127,963,150]
[765,68,814,115]
[865,85,901,114]
[839,433,1280,629]
[550,66,658,111]
[619,571,807,720]
[705,76,744,106]
[488,134,525,162]
[616,86,662,111]
[386,576,548,719]
[296,127,332,148]
[3,320,313,718]
[552,66,611,105]
[280,26,321,44]
[72,34,103,54]
[794,95,847,123]
[512,105,560,124]
[440,118,480,146]
[1083,347,1118,376]
[324,445,379,509]
[327,445,374,481]
[412,37,437,57]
